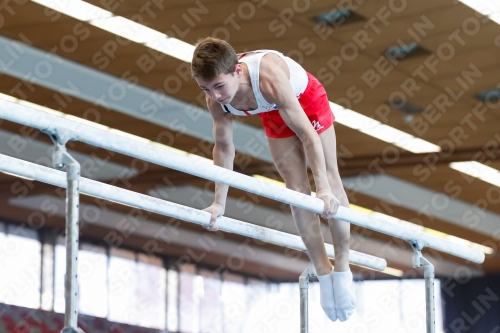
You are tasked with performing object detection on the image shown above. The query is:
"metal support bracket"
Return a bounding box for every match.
[408,238,428,268]
[43,126,79,147]
[52,143,80,178]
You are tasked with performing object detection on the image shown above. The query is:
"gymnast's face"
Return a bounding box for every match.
[196,64,242,104]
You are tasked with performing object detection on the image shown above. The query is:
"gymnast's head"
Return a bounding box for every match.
[191,37,241,104]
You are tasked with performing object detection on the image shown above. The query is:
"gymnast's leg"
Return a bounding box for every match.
[319,124,356,322]
[267,134,338,321]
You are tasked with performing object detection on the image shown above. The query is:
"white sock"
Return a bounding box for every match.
[333,270,356,322]
[317,270,337,321]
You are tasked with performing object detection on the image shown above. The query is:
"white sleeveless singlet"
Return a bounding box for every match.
[220,50,308,116]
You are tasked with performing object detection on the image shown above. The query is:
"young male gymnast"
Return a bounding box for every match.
[191,37,355,322]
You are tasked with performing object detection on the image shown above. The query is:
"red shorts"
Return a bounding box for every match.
[258,72,335,138]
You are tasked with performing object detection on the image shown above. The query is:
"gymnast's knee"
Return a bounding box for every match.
[285,179,312,195]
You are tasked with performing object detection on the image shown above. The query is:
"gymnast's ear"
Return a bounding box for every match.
[234,63,243,76]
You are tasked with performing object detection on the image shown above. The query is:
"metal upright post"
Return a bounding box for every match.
[299,267,309,333]
[422,257,436,333]
[51,140,84,333]
[410,240,436,333]
[299,261,317,333]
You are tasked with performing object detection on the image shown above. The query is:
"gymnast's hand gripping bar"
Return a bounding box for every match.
[0,99,485,264]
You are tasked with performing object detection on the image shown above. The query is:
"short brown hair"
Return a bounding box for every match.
[191,37,238,80]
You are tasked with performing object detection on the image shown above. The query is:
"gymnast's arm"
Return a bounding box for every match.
[259,56,338,218]
[205,95,235,228]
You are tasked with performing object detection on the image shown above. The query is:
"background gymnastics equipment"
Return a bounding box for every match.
[0,99,485,333]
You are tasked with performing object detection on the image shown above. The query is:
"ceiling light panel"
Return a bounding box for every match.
[489,12,500,24]
[89,16,165,44]
[331,103,441,153]
[459,0,500,16]
[398,137,442,154]
[145,38,195,63]
[32,0,197,62]
[31,0,112,21]
[450,161,500,187]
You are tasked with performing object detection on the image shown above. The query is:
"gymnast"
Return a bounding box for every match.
[191,37,355,322]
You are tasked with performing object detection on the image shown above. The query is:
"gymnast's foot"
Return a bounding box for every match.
[333,270,356,322]
[317,268,337,321]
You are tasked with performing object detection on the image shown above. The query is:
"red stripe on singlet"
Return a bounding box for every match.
[238,54,250,115]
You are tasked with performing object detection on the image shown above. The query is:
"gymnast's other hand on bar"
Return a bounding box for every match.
[202,202,225,231]
[316,189,340,219]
